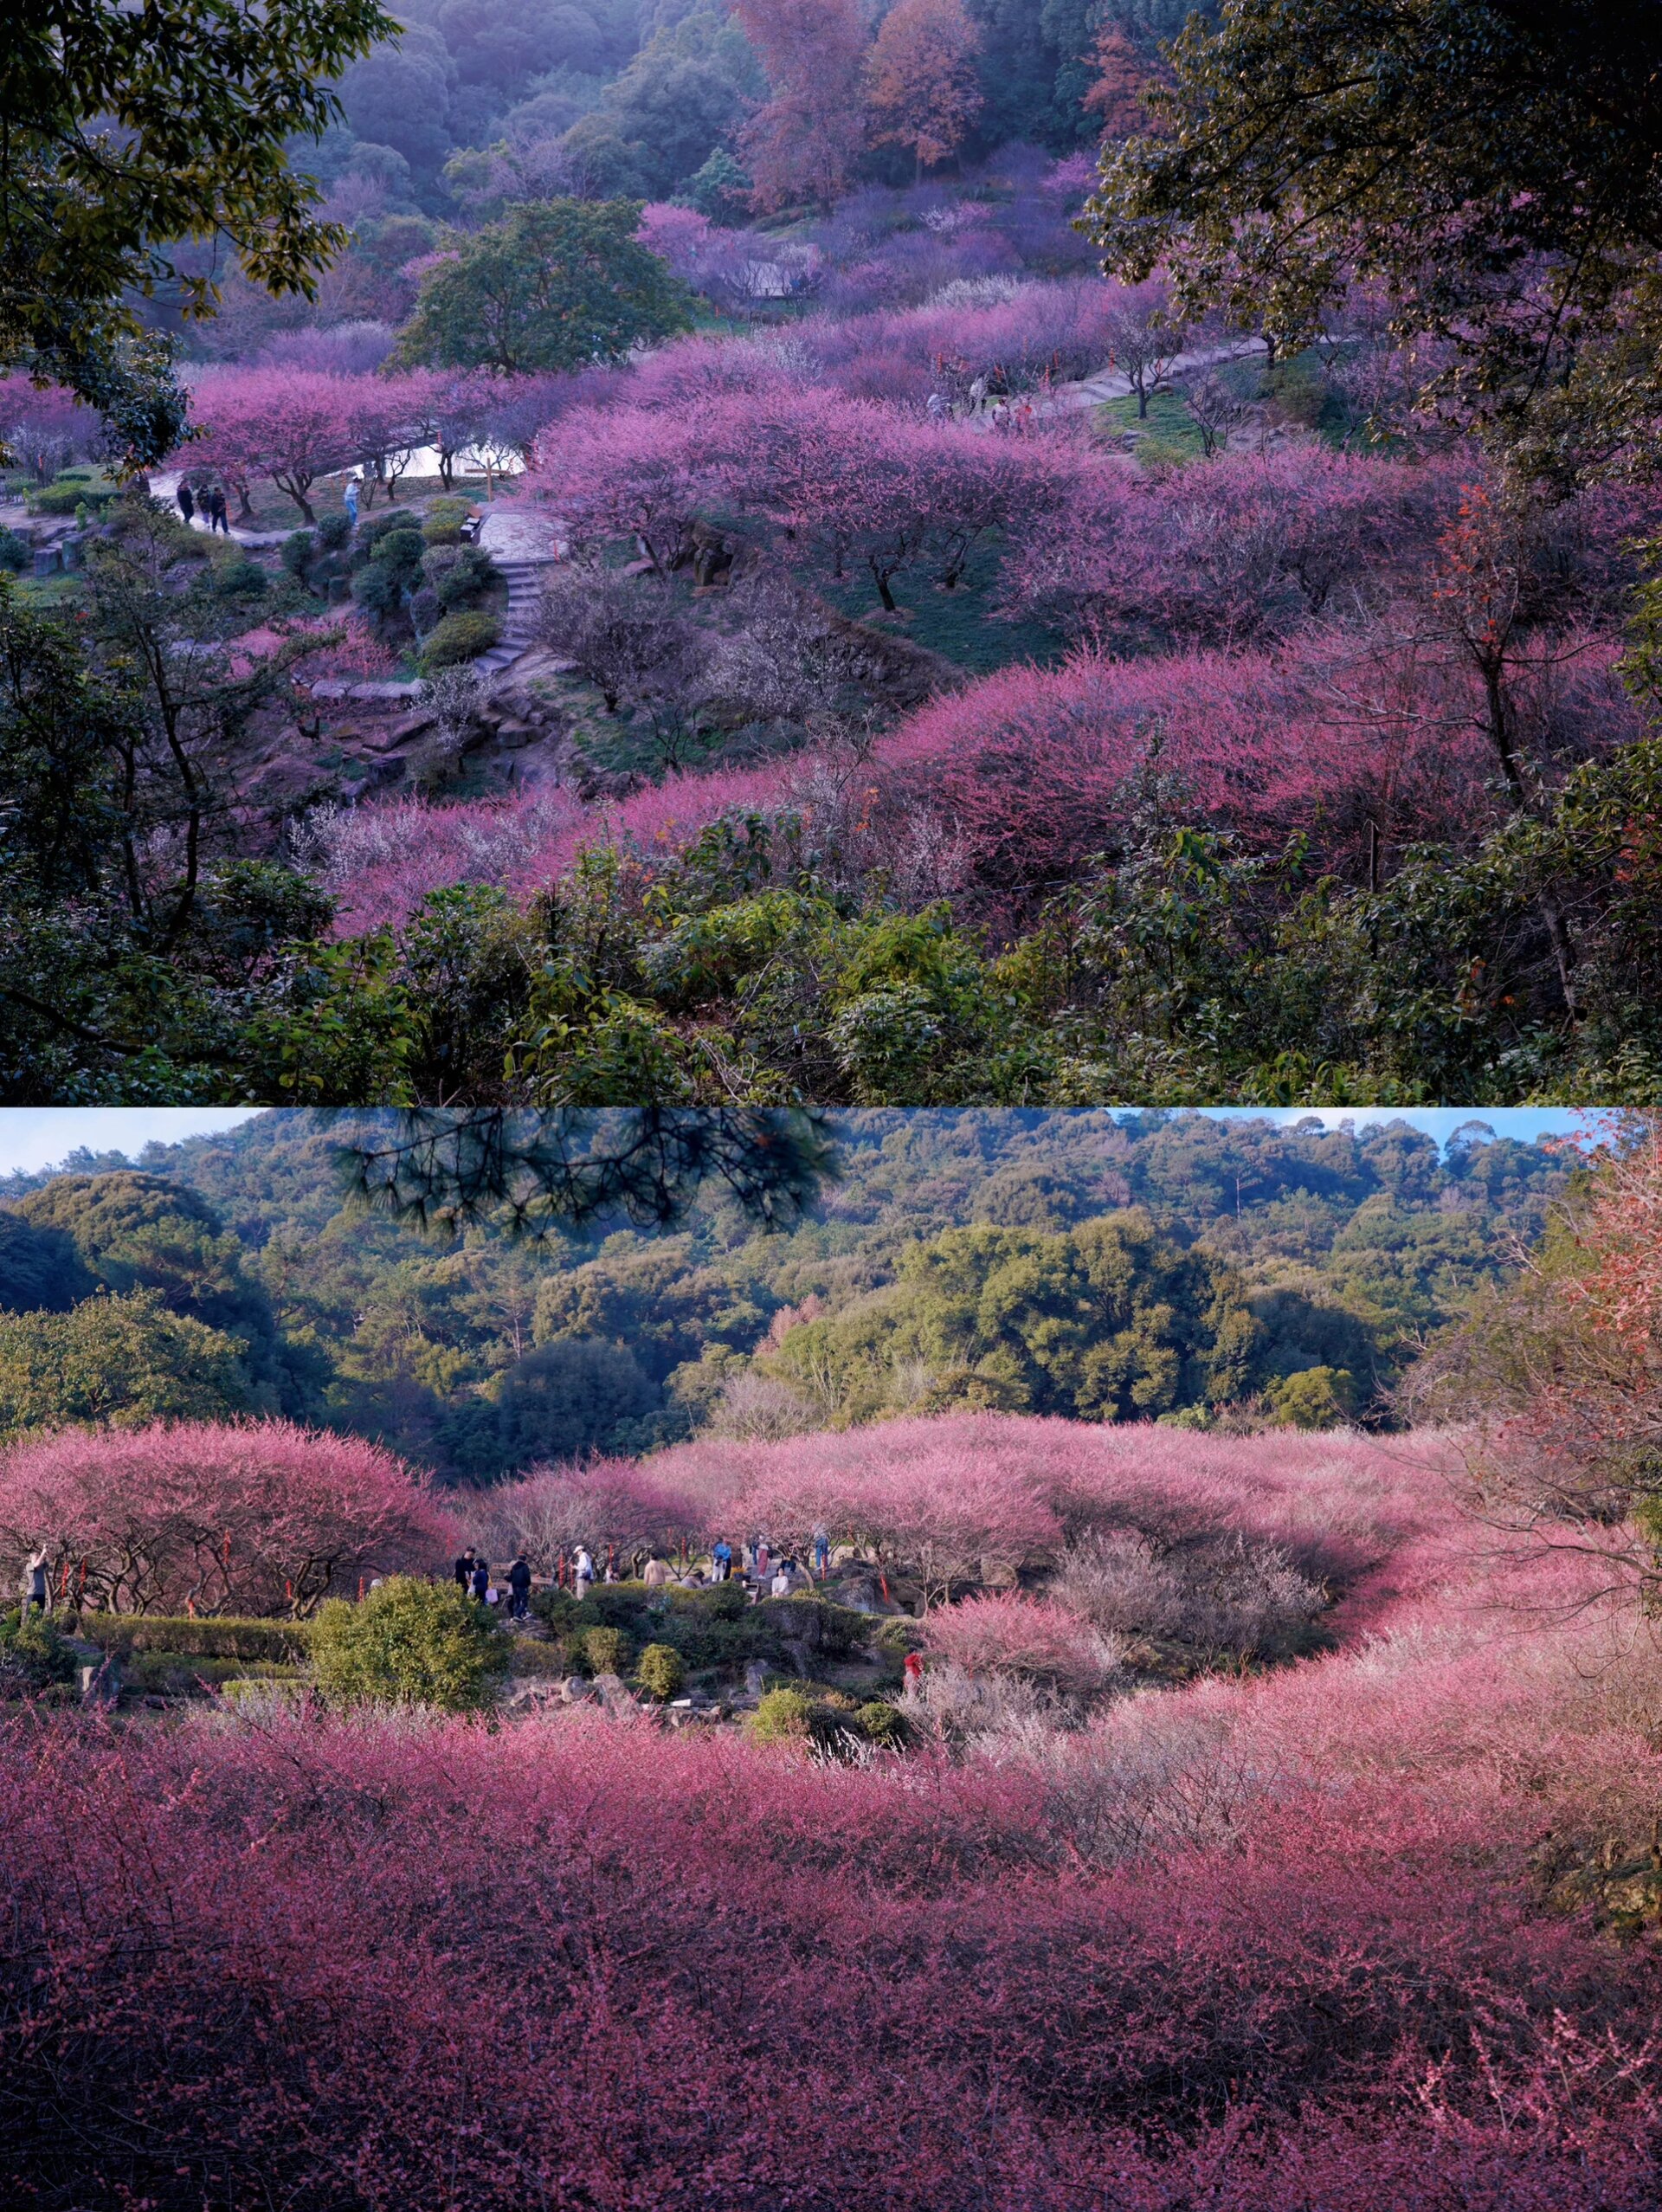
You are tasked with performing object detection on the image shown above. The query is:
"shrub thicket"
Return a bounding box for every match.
[310,1578,510,1712]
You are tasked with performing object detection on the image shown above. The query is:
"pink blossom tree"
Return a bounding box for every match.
[0,1419,457,1615]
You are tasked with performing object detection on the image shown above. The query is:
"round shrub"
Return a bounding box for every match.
[280,529,315,580]
[746,1686,812,1742]
[635,1642,685,1700]
[215,558,267,598]
[856,1699,907,1748]
[310,1577,510,1712]
[416,609,501,674]
[374,528,427,578]
[583,1623,631,1676]
[0,530,29,572]
[357,508,420,558]
[316,511,354,552]
[435,545,500,610]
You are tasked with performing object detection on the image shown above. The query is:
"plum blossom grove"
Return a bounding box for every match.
[6,1136,1662,2203]
[7,1410,1662,2207]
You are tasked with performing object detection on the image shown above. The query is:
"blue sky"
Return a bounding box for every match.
[0,1106,1600,1182]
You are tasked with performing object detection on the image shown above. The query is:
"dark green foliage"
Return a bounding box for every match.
[0,1288,254,1439]
[0,530,29,572]
[280,529,317,581]
[438,1336,659,1478]
[393,199,695,376]
[2,0,393,461]
[1085,0,1662,477]
[0,1606,79,1690]
[0,1209,93,1312]
[14,1170,298,1407]
[316,511,355,553]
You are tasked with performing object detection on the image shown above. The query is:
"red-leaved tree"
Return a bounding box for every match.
[732,0,872,212]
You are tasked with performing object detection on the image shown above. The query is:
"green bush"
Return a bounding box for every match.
[125,1652,301,1694]
[310,1577,511,1712]
[351,559,408,622]
[635,1642,686,1700]
[356,508,420,559]
[583,1623,632,1676]
[508,1641,569,1679]
[435,545,500,610]
[215,558,267,598]
[0,1607,78,1689]
[422,497,476,545]
[746,1686,813,1742]
[857,1699,907,1748]
[416,609,501,673]
[74,1614,312,1661]
[316,511,354,552]
[0,530,29,572]
[29,480,116,516]
[280,529,316,579]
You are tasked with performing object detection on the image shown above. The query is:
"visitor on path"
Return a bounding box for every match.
[642,1556,674,1590]
[470,1558,490,1604]
[207,487,229,534]
[811,1525,829,1578]
[903,1651,924,1693]
[507,1553,531,1620]
[968,376,989,415]
[454,1549,475,1592]
[712,1538,733,1582]
[175,482,195,526]
[573,1545,595,1597]
[343,475,360,527]
[23,1546,49,1614]
[925,390,948,422]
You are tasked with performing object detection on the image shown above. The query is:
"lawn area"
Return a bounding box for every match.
[817,528,1067,675]
[1094,388,1209,462]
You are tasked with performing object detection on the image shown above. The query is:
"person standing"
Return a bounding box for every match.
[470,1557,490,1604]
[712,1538,733,1583]
[176,481,196,526]
[811,1524,829,1580]
[454,1548,475,1593]
[573,1545,595,1598]
[507,1552,531,1621]
[208,487,229,534]
[343,474,360,528]
[23,1546,49,1615]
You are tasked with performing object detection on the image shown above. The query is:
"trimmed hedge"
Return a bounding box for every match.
[74,1615,314,1661]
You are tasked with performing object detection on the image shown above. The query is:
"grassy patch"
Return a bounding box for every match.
[1094,389,1208,464]
[817,531,1066,675]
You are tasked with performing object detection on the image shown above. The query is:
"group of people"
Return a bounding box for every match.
[447,1525,838,1614]
[175,480,231,534]
[452,1549,534,1619]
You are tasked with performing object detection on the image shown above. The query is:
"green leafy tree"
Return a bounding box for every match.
[14,1170,301,1409]
[394,200,695,375]
[1085,0,1662,477]
[310,1577,510,1712]
[0,1288,252,1440]
[3,0,394,464]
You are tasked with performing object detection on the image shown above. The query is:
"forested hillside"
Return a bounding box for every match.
[0,1111,1568,1474]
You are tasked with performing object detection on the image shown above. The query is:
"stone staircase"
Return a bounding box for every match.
[473,554,551,675]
